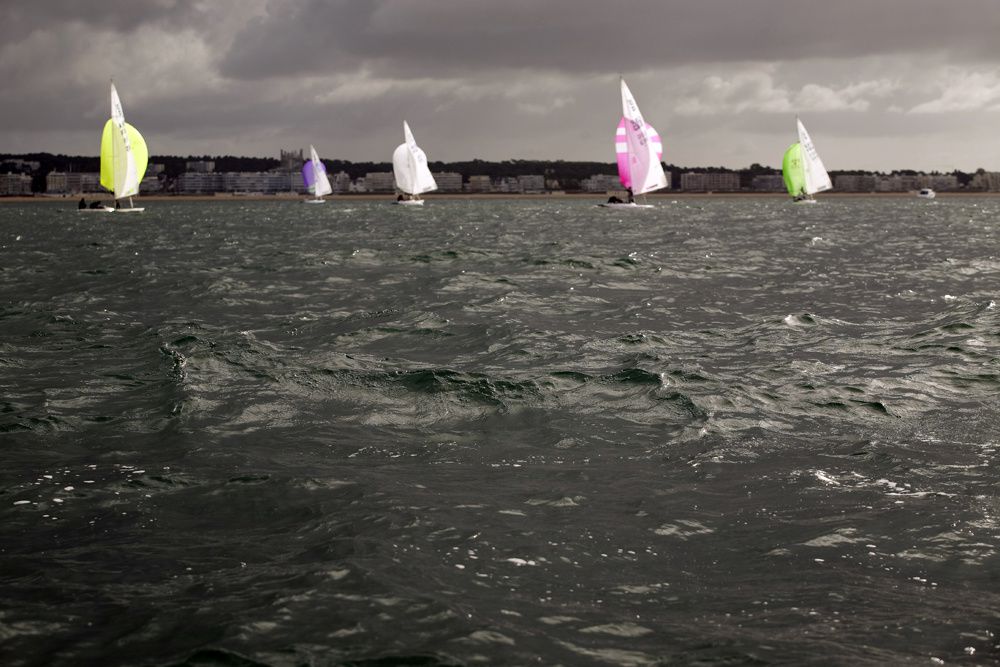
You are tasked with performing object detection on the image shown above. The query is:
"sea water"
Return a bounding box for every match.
[2,197,1000,665]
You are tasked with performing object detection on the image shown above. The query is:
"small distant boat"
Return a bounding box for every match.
[782,117,831,204]
[302,145,332,204]
[85,81,147,213]
[917,188,936,199]
[392,121,437,206]
[599,78,667,209]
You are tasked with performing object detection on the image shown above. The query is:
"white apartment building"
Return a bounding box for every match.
[139,175,162,194]
[751,174,785,192]
[46,171,102,194]
[466,175,492,192]
[46,171,68,193]
[330,171,352,194]
[834,174,877,192]
[177,172,223,194]
[517,174,545,193]
[581,174,620,193]
[0,173,32,195]
[433,172,463,192]
[681,171,738,192]
[365,172,395,193]
[494,177,521,193]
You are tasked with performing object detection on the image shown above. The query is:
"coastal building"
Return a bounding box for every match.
[330,171,352,194]
[582,174,619,193]
[494,177,521,193]
[834,174,877,192]
[518,174,545,193]
[46,171,102,194]
[751,174,785,192]
[364,172,395,193]
[467,175,492,193]
[177,172,223,194]
[875,174,913,192]
[139,175,162,194]
[0,173,32,195]
[279,149,304,172]
[681,171,739,192]
[46,171,68,194]
[917,174,958,191]
[175,169,307,195]
[970,171,1000,191]
[433,172,463,192]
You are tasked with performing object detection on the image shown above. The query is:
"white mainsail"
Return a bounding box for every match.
[309,144,332,197]
[392,121,437,196]
[796,118,832,195]
[620,79,667,195]
[110,82,139,199]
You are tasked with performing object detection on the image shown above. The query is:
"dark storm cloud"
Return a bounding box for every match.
[217,0,1000,80]
[0,0,201,43]
[1,0,999,169]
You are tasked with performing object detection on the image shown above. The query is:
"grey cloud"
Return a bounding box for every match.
[0,0,204,44]
[217,0,1000,81]
[2,0,1000,171]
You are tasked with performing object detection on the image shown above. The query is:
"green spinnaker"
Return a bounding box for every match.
[782,142,805,198]
[100,119,148,195]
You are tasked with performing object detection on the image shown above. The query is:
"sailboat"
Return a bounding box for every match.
[599,78,668,209]
[782,118,831,204]
[88,81,147,213]
[392,121,437,206]
[302,145,333,203]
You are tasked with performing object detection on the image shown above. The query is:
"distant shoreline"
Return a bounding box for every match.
[3,191,1000,204]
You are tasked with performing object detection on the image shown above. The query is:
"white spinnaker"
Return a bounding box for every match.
[796,118,832,195]
[309,145,332,197]
[110,82,139,198]
[393,121,437,195]
[620,79,667,195]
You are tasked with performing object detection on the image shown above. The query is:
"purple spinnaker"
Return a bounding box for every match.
[302,159,328,191]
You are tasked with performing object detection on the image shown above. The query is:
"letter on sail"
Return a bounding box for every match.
[100,83,147,200]
[619,79,667,195]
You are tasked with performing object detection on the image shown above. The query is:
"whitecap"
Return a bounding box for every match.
[802,528,866,547]
[580,623,654,637]
[505,557,536,567]
[653,519,714,539]
[813,470,841,486]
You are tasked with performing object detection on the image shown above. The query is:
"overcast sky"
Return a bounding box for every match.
[2,0,999,171]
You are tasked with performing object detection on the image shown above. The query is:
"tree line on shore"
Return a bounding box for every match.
[0,152,981,192]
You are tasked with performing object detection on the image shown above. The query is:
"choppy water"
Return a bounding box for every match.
[2,197,1000,666]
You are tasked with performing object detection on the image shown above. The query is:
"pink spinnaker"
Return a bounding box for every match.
[615,118,663,190]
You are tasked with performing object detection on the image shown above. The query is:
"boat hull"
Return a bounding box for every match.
[597,202,654,209]
[393,200,425,206]
[304,199,326,204]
